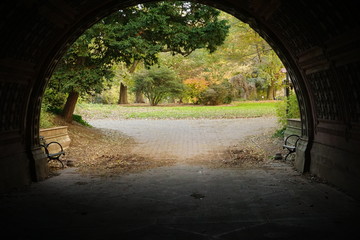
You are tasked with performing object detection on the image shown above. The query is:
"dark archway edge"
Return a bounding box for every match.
[0,0,359,199]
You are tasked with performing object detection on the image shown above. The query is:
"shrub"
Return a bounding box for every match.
[72,114,92,127]
[40,107,55,129]
[42,88,67,110]
[287,93,300,119]
[199,83,233,105]
[183,77,209,104]
[275,93,300,133]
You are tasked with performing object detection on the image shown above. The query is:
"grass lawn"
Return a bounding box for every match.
[75,101,279,120]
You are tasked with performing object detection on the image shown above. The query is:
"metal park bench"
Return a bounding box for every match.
[283,134,300,161]
[40,136,66,168]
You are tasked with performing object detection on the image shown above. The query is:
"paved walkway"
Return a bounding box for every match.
[1,165,360,239]
[1,117,360,239]
[89,118,278,160]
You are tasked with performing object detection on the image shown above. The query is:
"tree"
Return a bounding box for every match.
[46,1,229,120]
[94,1,230,103]
[132,66,184,106]
[229,74,256,100]
[254,51,285,99]
[157,11,284,102]
[49,33,114,122]
[46,1,230,119]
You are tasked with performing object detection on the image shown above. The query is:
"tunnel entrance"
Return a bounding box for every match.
[1,0,360,202]
[1,1,360,238]
[40,2,297,176]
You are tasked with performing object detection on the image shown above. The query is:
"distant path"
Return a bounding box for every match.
[89,117,277,161]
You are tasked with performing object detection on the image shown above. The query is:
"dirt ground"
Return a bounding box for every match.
[52,116,289,177]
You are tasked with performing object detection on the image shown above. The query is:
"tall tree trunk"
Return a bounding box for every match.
[267,85,274,100]
[273,86,276,100]
[118,60,141,104]
[135,91,145,103]
[118,82,128,104]
[62,90,79,123]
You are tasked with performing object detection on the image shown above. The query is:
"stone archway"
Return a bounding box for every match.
[0,1,359,199]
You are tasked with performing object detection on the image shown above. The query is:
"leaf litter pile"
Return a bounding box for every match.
[51,117,174,177]
[191,129,287,169]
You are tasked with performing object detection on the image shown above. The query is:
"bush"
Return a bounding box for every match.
[276,93,300,131]
[199,83,233,105]
[183,78,209,104]
[287,93,300,119]
[40,107,55,129]
[72,114,92,127]
[42,88,67,110]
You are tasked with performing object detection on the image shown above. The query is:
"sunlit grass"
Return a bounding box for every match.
[76,101,278,120]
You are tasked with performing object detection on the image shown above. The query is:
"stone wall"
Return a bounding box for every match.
[284,119,302,138]
[40,126,71,154]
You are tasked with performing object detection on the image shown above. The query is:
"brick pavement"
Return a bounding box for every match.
[89,117,278,161]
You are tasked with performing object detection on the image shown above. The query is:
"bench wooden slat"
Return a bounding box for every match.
[283,145,296,150]
[48,152,65,158]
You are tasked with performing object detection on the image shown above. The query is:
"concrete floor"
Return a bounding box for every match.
[1,162,360,240]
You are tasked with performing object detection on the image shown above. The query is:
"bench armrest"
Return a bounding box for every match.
[44,141,65,157]
[284,134,300,147]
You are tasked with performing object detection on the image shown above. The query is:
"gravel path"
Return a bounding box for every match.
[89,117,278,162]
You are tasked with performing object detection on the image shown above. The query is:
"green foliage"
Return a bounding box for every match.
[255,51,285,99]
[44,1,230,108]
[39,107,55,129]
[45,26,116,112]
[94,1,229,67]
[276,93,300,129]
[72,114,92,127]
[288,93,301,119]
[132,66,185,106]
[276,99,288,129]
[42,88,67,110]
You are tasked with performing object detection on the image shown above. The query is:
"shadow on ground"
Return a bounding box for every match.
[3,118,359,239]
[1,163,360,240]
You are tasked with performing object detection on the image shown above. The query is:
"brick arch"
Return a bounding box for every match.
[0,1,359,199]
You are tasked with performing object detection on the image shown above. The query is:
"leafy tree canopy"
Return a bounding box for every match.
[94,1,230,66]
[45,1,229,118]
[46,1,230,109]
